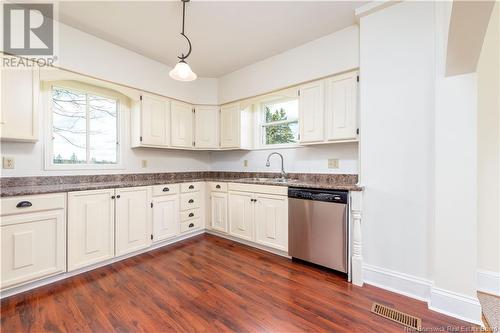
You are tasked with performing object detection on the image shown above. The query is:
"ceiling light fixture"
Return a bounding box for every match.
[169,0,197,82]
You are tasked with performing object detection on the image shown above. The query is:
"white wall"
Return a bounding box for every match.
[217,26,359,104]
[209,143,358,174]
[359,1,435,281]
[477,3,500,277]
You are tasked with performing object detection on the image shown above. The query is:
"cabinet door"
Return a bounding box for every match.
[171,101,193,148]
[1,56,39,142]
[152,195,180,242]
[115,187,152,256]
[228,191,253,241]
[299,80,325,143]
[211,192,227,233]
[67,189,115,271]
[325,73,358,141]
[141,94,170,146]
[254,194,288,251]
[194,106,219,149]
[1,210,65,290]
[220,103,240,148]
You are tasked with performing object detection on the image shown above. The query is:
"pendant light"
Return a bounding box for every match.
[169,0,197,82]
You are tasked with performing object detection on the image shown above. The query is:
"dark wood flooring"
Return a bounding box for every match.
[1,234,476,332]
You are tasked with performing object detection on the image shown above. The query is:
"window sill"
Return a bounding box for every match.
[44,163,125,171]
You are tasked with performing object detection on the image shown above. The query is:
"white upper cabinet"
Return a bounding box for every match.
[194,105,219,149]
[115,186,152,256]
[220,103,240,148]
[1,56,39,142]
[67,189,115,271]
[325,72,358,141]
[299,80,325,143]
[140,94,171,146]
[171,101,194,148]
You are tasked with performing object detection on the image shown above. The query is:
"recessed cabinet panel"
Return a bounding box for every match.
[194,106,219,149]
[220,103,240,148]
[171,101,193,148]
[254,194,288,251]
[228,192,253,241]
[211,192,228,233]
[67,189,115,271]
[1,210,66,290]
[1,56,39,142]
[299,80,324,143]
[115,187,152,256]
[152,195,180,242]
[141,94,170,146]
[325,74,358,141]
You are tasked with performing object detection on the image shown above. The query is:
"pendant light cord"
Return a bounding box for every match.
[178,0,192,61]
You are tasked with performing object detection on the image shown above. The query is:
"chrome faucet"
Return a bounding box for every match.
[266,152,287,180]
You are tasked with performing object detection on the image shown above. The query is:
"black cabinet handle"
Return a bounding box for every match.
[188,199,194,203]
[216,184,221,189]
[188,223,194,228]
[188,185,195,189]
[116,195,121,199]
[16,201,32,208]
[251,199,258,202]
[162,187,169,192]
[111,195,116,199]
[188,213,194,217]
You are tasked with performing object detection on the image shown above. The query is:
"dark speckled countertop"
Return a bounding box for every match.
[0,172,362,197]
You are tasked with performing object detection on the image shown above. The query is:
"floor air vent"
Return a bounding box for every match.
[371,302,422,331]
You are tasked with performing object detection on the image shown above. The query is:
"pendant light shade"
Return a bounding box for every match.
[171,0,197,82]
[169,60,197,81]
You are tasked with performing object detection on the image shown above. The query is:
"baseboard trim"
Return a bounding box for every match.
[477,269,500,296]
[0,229,205,299]
[429,287,482,325]
[363,263,432,302]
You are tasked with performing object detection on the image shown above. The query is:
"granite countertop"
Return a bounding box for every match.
[0,172,362,197]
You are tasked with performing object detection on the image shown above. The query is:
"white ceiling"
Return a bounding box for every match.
[58,1,366,78]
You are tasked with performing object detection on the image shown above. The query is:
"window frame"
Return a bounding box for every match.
[43,80,125,170]
[258,96,300,149]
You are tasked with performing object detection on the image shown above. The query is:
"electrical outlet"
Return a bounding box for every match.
[2,157,15,169]
[141,160,148,168]
[328,158,339,169]
[243,160,248,167]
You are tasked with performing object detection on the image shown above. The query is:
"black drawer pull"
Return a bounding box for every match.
[188,199,194,203]
[188,185,195,189]
[162,187,169,192]
[111,195,116,199]
[188,223,194,228]
[216,184,221,189]
[188,213,194,217]
[116,195,121,199]
[16,201,32,208]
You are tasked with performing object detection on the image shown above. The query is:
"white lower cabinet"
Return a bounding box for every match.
[152,194,180,242]
[0,193,66,290]
[228,191,254,241]
[115,187,152,256]
[254,194,288,251]
[211,192,228,232]
[179,182,204,233]
[67,189,115,271]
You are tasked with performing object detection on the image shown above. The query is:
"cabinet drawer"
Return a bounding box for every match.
[180,192,201,211]
[209,182,227,192]
[180,182,201,193]
[1,193,66,218]
[180,208,200,222]
[180,218,201,233]
[152,184,179,197]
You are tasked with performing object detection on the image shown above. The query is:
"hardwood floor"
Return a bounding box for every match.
[1,234,476,332]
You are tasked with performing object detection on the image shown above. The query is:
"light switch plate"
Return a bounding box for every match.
[328,158,339,169]
[141,160,148,168]
[3,157,15,169]
[243,160,248,167]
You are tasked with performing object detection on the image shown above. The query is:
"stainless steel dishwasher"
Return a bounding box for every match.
[288,187,349,277]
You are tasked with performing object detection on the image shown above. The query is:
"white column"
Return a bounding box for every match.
[350,191,363,286]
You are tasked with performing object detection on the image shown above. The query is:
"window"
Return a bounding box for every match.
[47,82,121,168]
[260,98,299,146]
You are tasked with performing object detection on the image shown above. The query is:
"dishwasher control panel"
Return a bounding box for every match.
[288,188,348,204]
